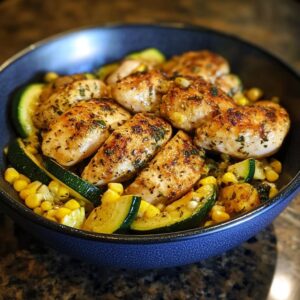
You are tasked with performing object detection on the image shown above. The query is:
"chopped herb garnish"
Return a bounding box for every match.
[236,135,245,143]
[183,148,200,158]
[210,86,218,97]
[150,126,165,143]
[79,86,86,97]
[93,119,106,129]
[104,148,114,156]
[133,159,146,169]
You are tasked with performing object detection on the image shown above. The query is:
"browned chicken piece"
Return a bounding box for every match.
[34,76,108,129]
[163,50,230,82]
[111,69,169,114]
[214,74,243,97]
[125,131,206,205]
[82,113,172,185]
[194,101,290,159]
[42,99,131,166]
[160,76,236,131]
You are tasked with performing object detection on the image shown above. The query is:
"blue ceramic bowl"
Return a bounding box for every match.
[0,24,299,269]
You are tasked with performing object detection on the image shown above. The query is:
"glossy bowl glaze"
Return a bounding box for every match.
[0,24,299,269]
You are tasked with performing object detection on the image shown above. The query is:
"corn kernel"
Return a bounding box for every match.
[187,200,198,210]
[222,172,238,184]
[13,179,29,192]
[41,201,53,211]
[45,215,57,222]
[64,199,80,210]
[175,77,191,88]
[108,183,124,195]
[20,189,32,200]
[200,176,217,185]
[101,189,120,203]
[18,174,31,184]
[4,168,20,184]
[145,205,160,218]
[211,210,230,223]
[270,160,282,174]
[44,209,56,218]
[44,72,59,82]
[33,207,43,215]
[55,207,71,220]
[170,112,187,125]
[211,205,226,212]
[48,180,60,194]
[56,185,70,200]
[25,181,42,195]
[246,87,263,102]
[26,145,38,154]
[236,96,250,106]
[25,194,43,209]
[269,186,279,198]
[265,167,279,182]
[204,220,215,227]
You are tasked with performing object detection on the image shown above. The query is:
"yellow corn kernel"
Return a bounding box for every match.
[101,189,120,203]
[56,185,70,200]
[26,181,42,194]
[211,210,230,223]
[211,205,226,212]
[236,96,250,106]
[41,201,53,211]
[44,209,56,218]
[222,172,238,184]
[20,189,31,200]
[145,205,160,218]
[269,186,279,198]
[108,183,124,195]
[55,207,72,220]
[265,167,279,182]
[170,112,187,125]
[18,174,31,184]
[64,199,80,210]
[199,176,217,186]
[4,168,20,184]
[44,72,59,82]
[13,179,29,192]
[48,180,60,194]
[246,87,263,102]
[25,194,43,209]
[270,160,282,174]
[33,207,43,215]
[175,77,191,88]
[204,220,215,227]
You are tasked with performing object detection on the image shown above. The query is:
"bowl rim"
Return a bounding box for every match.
[0,23,299,244]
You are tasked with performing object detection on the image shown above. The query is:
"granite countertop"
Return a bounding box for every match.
[0,0,299,299]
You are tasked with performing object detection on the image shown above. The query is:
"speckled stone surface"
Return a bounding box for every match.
[0,0,299,299]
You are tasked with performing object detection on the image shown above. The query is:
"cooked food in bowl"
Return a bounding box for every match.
[3,48,290,234]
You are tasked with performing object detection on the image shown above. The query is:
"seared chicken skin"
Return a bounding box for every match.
[163,50,230,82]
[111,70,169,114]
[125,131,205,205]
[160,76,235,131]
[194,101,290,159]
[82,113,172,185]
[34,76,107,129]
[42,99,130,166]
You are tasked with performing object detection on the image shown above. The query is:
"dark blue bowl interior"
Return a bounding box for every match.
[0,25,299,268]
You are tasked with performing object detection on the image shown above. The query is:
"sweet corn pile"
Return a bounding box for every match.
[4,167,85,229]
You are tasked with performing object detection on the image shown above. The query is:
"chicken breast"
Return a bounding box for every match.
[163,50,230,82]
[42,99,131,166]
[34,77,108,129]
[82,113,172,185]
[111,70,169,114]
[160,76,236,131]
[125,131,206,205]
[194,101,290,159]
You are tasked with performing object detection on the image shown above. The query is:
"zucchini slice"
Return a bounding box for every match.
[7,138,51,184]
[228,158,256,182]
[12,83,44,138]
[83,195,141,234]
[126,48,166,64]
[131,184,217,233]
[43,157,103,206]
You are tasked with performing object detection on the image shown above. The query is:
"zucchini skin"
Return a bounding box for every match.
[244,158,255,182]
[43,157,103,206]
[131,186,217,234]
[7,139,51,184]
